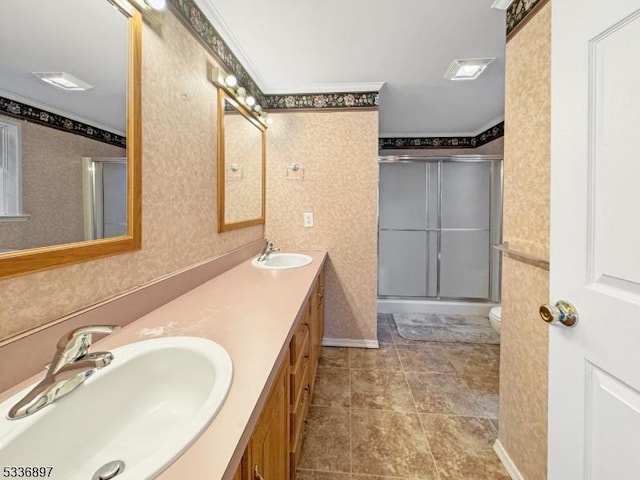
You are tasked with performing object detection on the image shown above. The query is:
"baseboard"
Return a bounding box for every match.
[493,439,525,480]
[322,338,379,349]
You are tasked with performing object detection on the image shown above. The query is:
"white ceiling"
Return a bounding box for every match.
[0,0,127,134]
[195,0,507,137]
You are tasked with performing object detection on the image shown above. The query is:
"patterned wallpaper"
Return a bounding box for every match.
[499,4,551,479]
[224,113,263,223]
[0,12,262,342]
[0,115,126,251]
[265,110,379,343]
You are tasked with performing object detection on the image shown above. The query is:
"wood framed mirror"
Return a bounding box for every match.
[217,89,266,232]
[0,0,142,279]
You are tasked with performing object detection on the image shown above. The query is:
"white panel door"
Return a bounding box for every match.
[550,1,640,478]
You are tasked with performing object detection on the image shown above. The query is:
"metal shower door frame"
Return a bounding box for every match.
[377,154,503,302]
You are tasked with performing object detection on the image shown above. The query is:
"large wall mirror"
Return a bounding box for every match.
[0,0,142,279]
[217,90,265,232]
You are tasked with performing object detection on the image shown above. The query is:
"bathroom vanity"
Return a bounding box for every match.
[0,248,327,480]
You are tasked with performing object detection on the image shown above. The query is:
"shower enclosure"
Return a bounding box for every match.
[377,155,502,314]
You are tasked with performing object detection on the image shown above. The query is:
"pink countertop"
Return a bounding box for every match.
[0,250,327,480]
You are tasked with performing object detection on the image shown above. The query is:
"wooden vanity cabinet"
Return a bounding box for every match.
[244,358,289,480]
[234,266,324,480]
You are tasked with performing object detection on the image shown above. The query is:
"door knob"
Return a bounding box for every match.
[539,300,578,327]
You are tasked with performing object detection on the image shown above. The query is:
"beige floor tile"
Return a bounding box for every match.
[319,347,350,368]
[350,344,402,371]
[406,372,484,416]
[462,374,499,418]
[350,369,415,412]
[299,406,350,473]
[351,409,438,478]
[312,367,351,407]
[442,343,500,377]
[296,470,350,480]
[420,414,509,480]
[396,344,456,374]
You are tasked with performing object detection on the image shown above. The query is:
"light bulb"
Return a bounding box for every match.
[224,75,237,88]
[266,116,274,125]
[254,104,262,113]
[245,96,256,107]
[144,0,167,11]
[236,87,246,97]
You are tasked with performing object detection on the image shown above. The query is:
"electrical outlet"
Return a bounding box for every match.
[303,212,314,227]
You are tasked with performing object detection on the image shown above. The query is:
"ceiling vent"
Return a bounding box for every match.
[32,72,93,91]
[443,58,495,81]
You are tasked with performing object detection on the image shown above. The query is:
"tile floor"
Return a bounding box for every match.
[296,313,509,480]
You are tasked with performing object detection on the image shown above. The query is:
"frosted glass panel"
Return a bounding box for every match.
[379,231,437,297]
[102,163,127,238]
[379,163,427,230]
[440,230,490,299]
[441,162,491,229]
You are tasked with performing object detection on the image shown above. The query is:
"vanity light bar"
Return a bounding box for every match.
[207,64,271,128]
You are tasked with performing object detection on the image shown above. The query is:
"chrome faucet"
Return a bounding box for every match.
[257,240,279,262]
[8,325,120,420]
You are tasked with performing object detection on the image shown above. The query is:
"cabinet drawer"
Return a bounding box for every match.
[289,309,310,365]
[290,366,311,450]
[290,333,310,407]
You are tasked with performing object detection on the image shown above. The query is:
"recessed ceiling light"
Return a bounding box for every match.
[490,0,515,9]
[32,72,93,91]
[443,58,495,81]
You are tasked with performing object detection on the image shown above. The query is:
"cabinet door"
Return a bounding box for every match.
[233,463,242,480]
[248,361,289,480]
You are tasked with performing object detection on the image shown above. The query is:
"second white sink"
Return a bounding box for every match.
[252,253,313,270]
[0,336,233,480]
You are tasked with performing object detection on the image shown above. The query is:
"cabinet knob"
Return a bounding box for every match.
[254,465,265,480]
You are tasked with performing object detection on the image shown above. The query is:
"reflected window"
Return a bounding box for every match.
[0,118,26,220]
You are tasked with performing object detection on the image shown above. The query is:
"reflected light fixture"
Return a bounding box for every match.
[207,64,272,128]
[33,72,93,91]
[443,58,494,81]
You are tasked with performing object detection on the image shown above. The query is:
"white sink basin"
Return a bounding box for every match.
[0,336,232,480]
[252,253,313,270]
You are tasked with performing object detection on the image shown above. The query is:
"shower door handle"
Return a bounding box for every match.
[539,300,578,327]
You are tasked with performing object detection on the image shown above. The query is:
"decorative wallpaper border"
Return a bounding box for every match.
[506,0,549,39]
[168,0,378,110]
[264,92,378,110]
[378,121,504,150]
[0,97,126,148]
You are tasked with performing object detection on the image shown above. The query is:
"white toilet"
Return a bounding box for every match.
[489,306,502,334]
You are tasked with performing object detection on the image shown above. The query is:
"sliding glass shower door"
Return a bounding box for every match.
[377,156,502,302]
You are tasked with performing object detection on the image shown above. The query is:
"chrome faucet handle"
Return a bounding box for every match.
[51,325,120,372]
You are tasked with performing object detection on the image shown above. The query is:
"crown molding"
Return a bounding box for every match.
[264,82,386,95]
[0,96,126,148]
[191,0,269,91]
[506,0,549,40]
[379,121,504,150]
[379,114,505,139]
[0,89,125,136]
